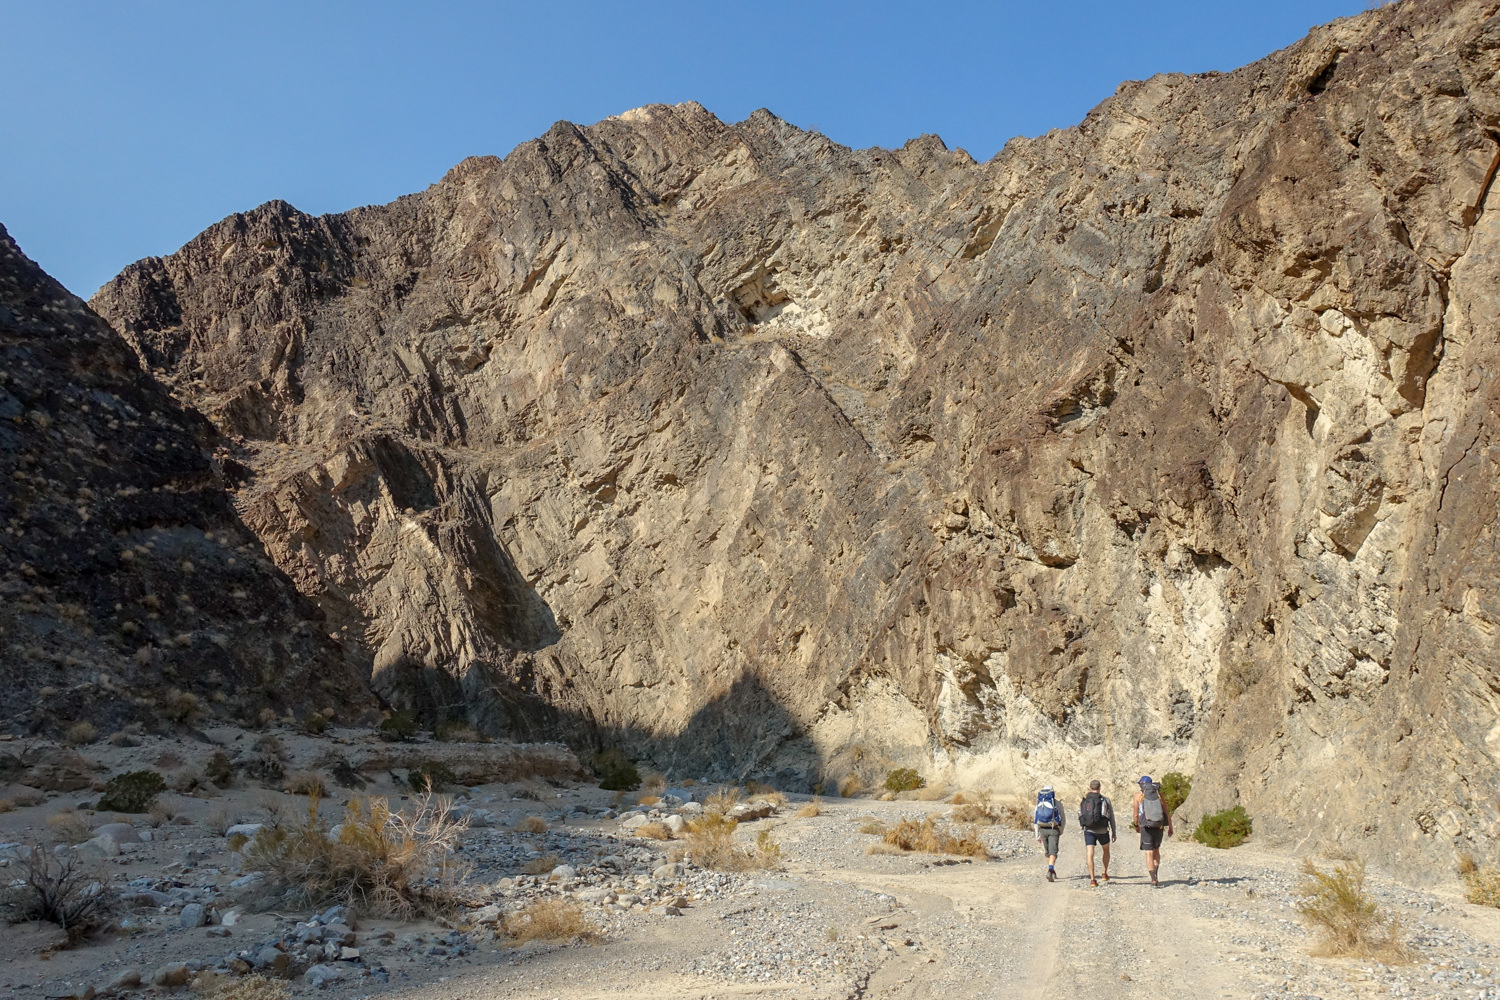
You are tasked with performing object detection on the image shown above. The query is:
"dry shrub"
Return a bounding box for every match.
[680,813,779,871]
[283,771,328,798]
[752,790,788,809]
[857,818,888,836]
[244,792,467,918]
[206,806,236,836]
[704,785,742,814]
[635,822,673,840]
[1458,854,1500,908]
[865,842,906,856]
[46,810,93,845]
[912,785,948,801]
[796,799,822,818]
[501,898,599,944]
[1296,857,1414,963]
[881,816,987,858]
[191,970,290,1000]
[949,791,974,805]
[0,799,13,814]
[520,853,559,875]
[636,794,661,807]
[838,775,863,798]
[952,803,1000,825]
[64,722,97,746]
[155,750,185,770]
[641,773,668,796]
[5,847,112,941]
[514,815,547,834]
[992,801,1033,831]
[149,795,186,827]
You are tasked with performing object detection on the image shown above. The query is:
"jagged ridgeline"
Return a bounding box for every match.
[72,0,1500,870]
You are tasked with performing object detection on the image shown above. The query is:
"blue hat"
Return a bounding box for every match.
[1138,775,1153,784]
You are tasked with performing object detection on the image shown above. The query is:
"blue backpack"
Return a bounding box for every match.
[1034,790,1060,827]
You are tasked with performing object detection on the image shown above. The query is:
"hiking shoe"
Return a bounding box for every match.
[1089,879,1099,887]
[1101,873,1110,883]
[1046,869,1056,882]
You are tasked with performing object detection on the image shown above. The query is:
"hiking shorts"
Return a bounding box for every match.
[1037,826,1061,856]
[1139,825,1165,850]
[1083,828,1111,846]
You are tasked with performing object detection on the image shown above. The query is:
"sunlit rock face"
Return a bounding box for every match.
[92,0,1500,873]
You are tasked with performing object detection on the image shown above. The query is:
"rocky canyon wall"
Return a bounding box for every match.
[86,0,1500,872]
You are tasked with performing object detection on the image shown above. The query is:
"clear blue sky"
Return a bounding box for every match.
[1,0,1369,296]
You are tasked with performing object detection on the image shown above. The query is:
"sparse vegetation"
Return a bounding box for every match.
[838,775,863,798]
[204,750,235,788]
[796,798,822,818]
[0,799,14,814]
[520,853,559,875]
[148,795,185,827]
[514,815,548,834]
[244,792,467,918]
[284,770,328,798]
[5,846,112,941]
[1296,856,1413,962]
[64,721,97,746]
[97,769,166,813]
[704,785,741,815]
[378,710,418,742]
[881,816,987,858]
[679,812,780,871]
[46,810,93,845]
[593,748,640,791]
[163,688,204,725]
[635,821,673,840]
[636,794,661,807]
[1194,806,1253,848]
[435,721,485,743]
[406,761,458,793]
[501,898,599,943]
[1458,854,1500,908]
[751,790,788,809]
[206,806,236,836]
[952,802,1000,825]
[857,818,888,836]
[1160,772,1192,816]
[884,768,925,792]
[191,970,290,1000]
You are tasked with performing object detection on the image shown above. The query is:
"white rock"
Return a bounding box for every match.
[471,903,503,924]
[664,814,686,833]
[74,832,120,859]
[225,823,263,839]
[550,864,577,881]
[93,822,143,844]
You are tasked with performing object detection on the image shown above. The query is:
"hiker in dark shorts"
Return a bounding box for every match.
[1131,775,1174,885]
[1077,779,1116,887]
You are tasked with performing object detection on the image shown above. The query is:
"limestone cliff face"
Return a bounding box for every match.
[91,0,1500,869]
[0,224,370,735]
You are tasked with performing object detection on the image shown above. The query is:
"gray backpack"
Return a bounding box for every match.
[1140,784,1166,828]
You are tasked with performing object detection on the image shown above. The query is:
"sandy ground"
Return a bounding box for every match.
[2,730,1498,999]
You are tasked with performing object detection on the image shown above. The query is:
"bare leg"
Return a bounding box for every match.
[1101,842,1111,879]
[1086,844,1096,881]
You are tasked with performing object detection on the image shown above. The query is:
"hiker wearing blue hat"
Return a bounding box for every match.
[1130,775,1174,885]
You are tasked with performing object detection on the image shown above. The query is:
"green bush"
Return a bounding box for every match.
[205,750,235,788]
[592,748,640,792]
[1194,806,1252,848]
[407,760,458,793]
[379,710,418,742]
[97,770,167,813]
[1160,772,1192,816]
[883,768,926,793]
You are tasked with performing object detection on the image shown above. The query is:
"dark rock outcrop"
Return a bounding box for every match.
[0,223,372,734]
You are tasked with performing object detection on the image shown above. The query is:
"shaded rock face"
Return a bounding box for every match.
[0,224,370,734]
[90,0,1500,868]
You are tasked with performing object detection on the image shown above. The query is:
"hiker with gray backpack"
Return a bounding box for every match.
[1033,786,1065,881]
[1077,779,1116,887]
[1131,775,1174,885]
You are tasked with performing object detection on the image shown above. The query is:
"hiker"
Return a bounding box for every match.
[1033,786,1064,881]
[1131,775,1174,885]
[1077,779,1116,887]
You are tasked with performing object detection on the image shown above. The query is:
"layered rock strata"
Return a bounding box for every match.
[90,0,1500,869]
